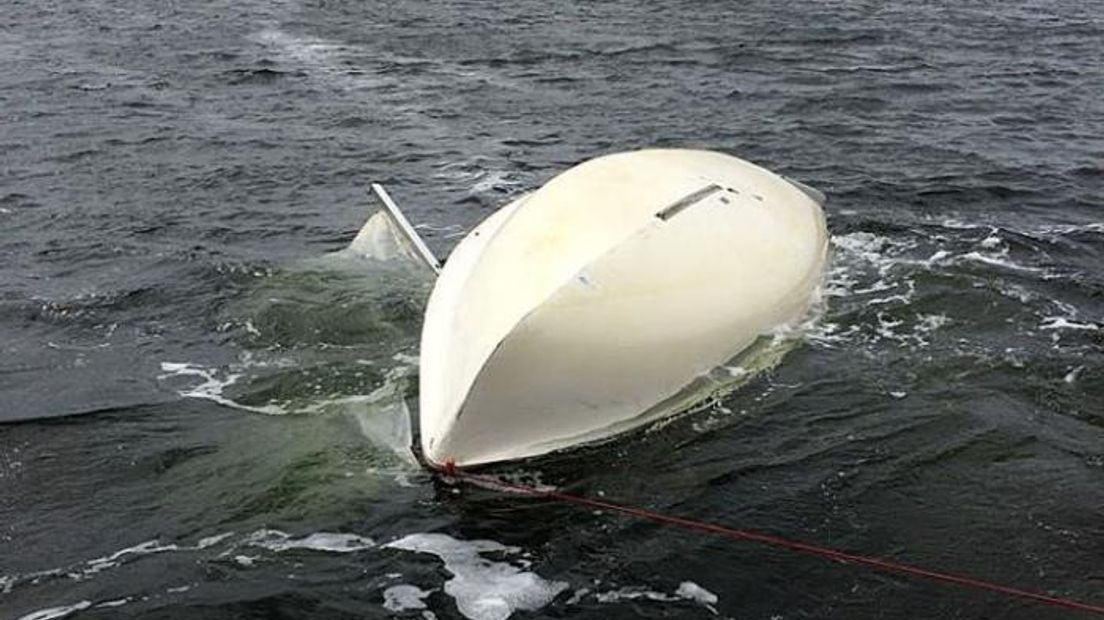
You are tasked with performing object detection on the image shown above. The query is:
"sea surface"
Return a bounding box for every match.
[2,1,1103,618]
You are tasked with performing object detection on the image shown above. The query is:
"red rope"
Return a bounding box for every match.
[444,467,1104,616]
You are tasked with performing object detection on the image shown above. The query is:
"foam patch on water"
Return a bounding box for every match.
[957,249,1043,273]
[159,354,417,411]
[158,357,418,464]
[588,581,719,613]
[1040,317,1099,331]
[470,170,523,195]
[824,232,924,320]
[1,528,377,598]
[1,534,228,593]
[8,529,721,619]
[197,532,236,549]
[819,218,1104,385]
[385,533,568,620]
[1009,221,1104,239]
[594,587,680,603]
[820,229,1024,351]
[82,540,182,576]
[244,529,375,553]
[384,584,433,612]
[16,595,140,619]
[831,225,1066,299]
[159,356,359,416]
[158,361,284,415]
[676,581,719,611]
[16,601,92,620]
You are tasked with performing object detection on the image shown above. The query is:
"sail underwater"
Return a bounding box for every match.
[357,149,829,469]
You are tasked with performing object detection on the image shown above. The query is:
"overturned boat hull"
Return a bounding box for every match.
[418,149,829,467]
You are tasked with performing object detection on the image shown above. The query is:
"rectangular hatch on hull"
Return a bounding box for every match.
[655,184,724,221]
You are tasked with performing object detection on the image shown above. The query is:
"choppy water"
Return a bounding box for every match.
[2,0,1103,618]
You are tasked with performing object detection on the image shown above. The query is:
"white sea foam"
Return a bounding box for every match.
[158,355,419,442]
[244,529,375,553]
[19,593,140,617]
[197,532,236,549]
[994,281,1036,304]
[161,322,420,463]
[588,580,719,613]
[433,160,525,197]
[823,222,1104,365]
[462,470,557,495]
[1,542,171,594]
[820,230,1037,352]
[82,540,181,577]
[831,228,1050,296]
[979,232,1002,249]
[0,528,347,596]
[16,601,92,620]
[385,533,568,620]
[928,218,1104,243]
[384,584,433,612]
[433,157,528,197]
[1030,221,1104,236]
[675,581,718,608]
[379,532,722,620]
[1039,317,1098,331]
[724,365,749,378]
[158,362,284,415]
[832,231,918,277]
[594,587,680,603]
[826,233,921,311]
[470,170,522,195]
[1064,366,1084,384]
[935,217,987,231]
[957,250,1043,273]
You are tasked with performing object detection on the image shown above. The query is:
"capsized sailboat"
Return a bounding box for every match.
[371,149,829,468]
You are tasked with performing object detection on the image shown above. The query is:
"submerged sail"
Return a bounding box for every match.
[343,184,441,273]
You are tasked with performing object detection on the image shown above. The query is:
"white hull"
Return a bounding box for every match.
[418,149,829,467]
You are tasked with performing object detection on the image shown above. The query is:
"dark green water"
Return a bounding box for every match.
[2,0,1102,618]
